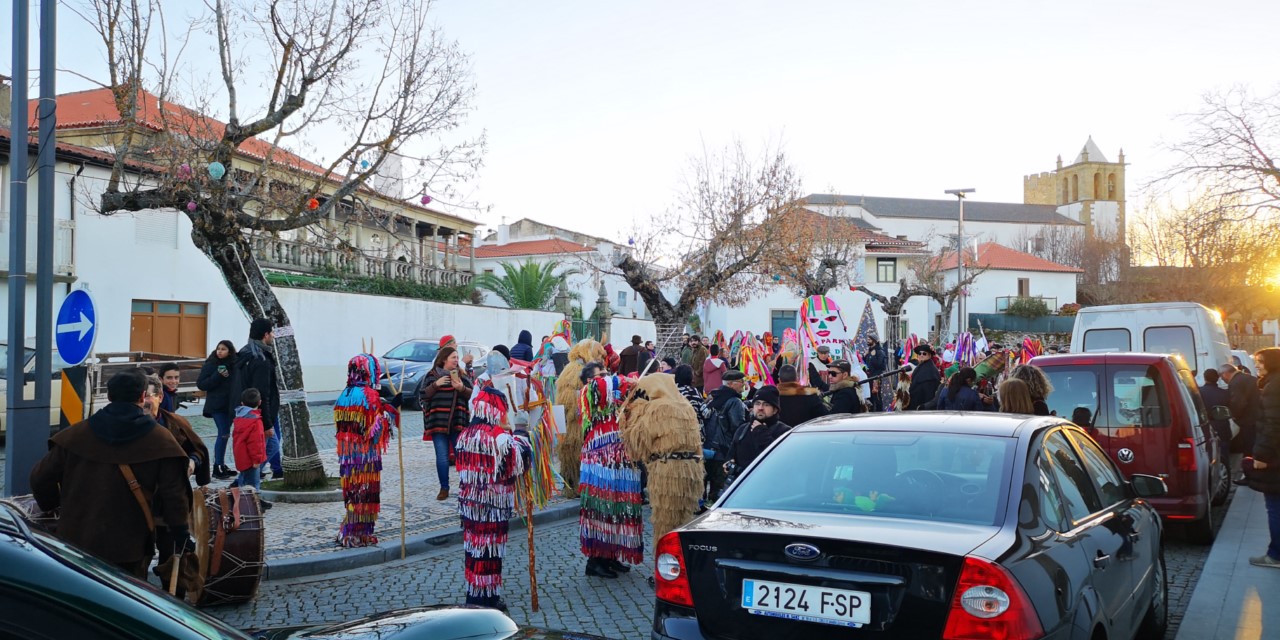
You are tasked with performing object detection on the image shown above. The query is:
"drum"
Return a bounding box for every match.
[0,495,58,534]
[192,485,265,606]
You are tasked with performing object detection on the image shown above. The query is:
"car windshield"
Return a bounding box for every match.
[383,341,440,363]
[0,345,36,380]
[720,431,1014,526]
[26,526,248,639]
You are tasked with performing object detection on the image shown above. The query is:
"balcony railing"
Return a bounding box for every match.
[251,234,474,288]
[0,211,75,275]
[995,295,1058,313]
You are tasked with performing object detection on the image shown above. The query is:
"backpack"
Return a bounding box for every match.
[703,401,738,461]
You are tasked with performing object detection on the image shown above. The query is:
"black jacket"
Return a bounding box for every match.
[196,353,237,419]
[1254,375,1280,465]
[864,345,888,376]
[510,331,535,363]
[230,341,280,432]
[1200,383,1233,446]
[777,382,827,426]
[707,386,749,440]
[1229,372,1261,453]
[826,380,864,415]
[728,416,790,471]
[936,385,991,412]
[908,360,941,411]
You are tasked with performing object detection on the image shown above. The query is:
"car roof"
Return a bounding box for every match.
[792,411,1064,438]
[1030,352,1187,367]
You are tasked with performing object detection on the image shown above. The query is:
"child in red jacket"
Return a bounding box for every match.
[232,388,269,507]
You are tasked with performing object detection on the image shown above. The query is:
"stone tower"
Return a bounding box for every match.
[1023,136,1126,242]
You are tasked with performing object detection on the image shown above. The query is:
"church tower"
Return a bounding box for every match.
[1023,136,1126,242]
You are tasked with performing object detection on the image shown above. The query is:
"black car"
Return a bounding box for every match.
[653,412,1169,640]
[378,339,488,409]
[0,503,603,639]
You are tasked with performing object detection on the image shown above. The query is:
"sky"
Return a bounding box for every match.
[5,0,1280,241]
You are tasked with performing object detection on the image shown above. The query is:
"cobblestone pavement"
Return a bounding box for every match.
[206,517,658,639]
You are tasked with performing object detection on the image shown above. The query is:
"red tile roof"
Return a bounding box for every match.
[936,242,1083,273]
[473,238,597,259]
[786,208,927,252]
[0,126,161,172]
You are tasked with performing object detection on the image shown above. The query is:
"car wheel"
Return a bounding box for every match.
[1135,550,1168,640]
[1185,488,1216,545]
[1211,458,1230,506]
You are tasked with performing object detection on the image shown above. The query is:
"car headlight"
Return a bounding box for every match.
[402,370,421,380]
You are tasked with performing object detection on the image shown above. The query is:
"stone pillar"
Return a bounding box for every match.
[556,281,572,317]
[468,234,475,273]
[595,282,612,342]
[429,224,438,268]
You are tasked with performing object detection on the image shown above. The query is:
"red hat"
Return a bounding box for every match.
[440,334,457,349]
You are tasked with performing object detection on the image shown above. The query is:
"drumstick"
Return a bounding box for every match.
[168,552,181,596]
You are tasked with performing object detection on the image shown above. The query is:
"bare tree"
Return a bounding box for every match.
[768,205,871,297]
[609,141,804,327]
[907,246,990,340]
[79,0,482,486]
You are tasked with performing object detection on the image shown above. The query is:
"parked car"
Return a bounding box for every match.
[1071,301,1231,376]
[378,339,489,410]
[1031,352,1231,543]
[653,412,1169,640]
[0,502,605,639]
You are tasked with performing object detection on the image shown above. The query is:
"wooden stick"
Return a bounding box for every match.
[168,553,181,596]
[397,357,407,559]
[526,490,539,612]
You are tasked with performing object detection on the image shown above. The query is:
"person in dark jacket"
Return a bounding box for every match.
[726,385,790,474]
[863,338,889,411]
[936,367,992,411]
[1201,368,1234,452]
[776,364,826,426]
[509,330,535,363]
[1009,364,1053,416]
[689,337,710,390]
[618,335,645,376]
[705,370,748,500]
[825,360,865,415]
[230,318,283,478]
[420,346,472,501]
[145,373,210,590]
[198,339,238,479]
[1245,348,1280,567]
[1223,363,1261,480]
[907,345,941,411]
[30,369,192,579]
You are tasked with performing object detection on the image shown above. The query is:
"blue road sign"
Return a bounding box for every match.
[56,289,97,367]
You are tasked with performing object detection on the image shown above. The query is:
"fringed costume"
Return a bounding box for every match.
[555,338,607,498]
[457,385,531,609]
[621,374,705,543]
[334,354,397,548]
[578,375,645,566]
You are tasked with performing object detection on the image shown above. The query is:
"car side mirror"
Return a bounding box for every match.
[1210,405,1231,422]
[1129,474,1167,498]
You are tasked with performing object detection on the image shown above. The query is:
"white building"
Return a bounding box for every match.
[933,242,1082,331]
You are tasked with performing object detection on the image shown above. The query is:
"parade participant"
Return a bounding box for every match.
[777,364,826,425]
[145,373,210,588]
[908,344,942,410]
[334,353,399,547]
[621,373,705,543]
[555,338,607,498]
[456,355,532,610]
[578,371,643,579]
[421,346,472,501]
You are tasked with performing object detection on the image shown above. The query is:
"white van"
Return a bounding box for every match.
[1071,302,1232,375]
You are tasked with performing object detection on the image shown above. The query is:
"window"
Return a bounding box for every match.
[1041,366,1101,427]
[876,258,897,283]
[1144,326,1196,373]
[1110,365,1167,428]
[1017,278,1030,297]
[1083,328,1130,352]
[617,291,627,307]
[130,299,209,358]
[1093,172,1101,200]
[1069,431,1127,507]
[1042,431,1101,523]
[1071,175,1079,201]
[1107,173,1117,199]
[1033,454,1067,532]
[771,310,797,338]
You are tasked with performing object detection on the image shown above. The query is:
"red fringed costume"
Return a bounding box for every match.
[334,354,396,548]
[457,385,531,608]
[578,375,644,565]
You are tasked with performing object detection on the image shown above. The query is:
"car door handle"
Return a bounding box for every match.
[1093,552,1111,568]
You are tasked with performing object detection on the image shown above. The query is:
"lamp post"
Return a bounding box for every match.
[944,188,975,338]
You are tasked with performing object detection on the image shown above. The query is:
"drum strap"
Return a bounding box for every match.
[211,489,231,575]
[229,487,243,530]
[117,465,155,533]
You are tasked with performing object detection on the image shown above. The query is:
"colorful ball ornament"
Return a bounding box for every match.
[186,201,197,212]
[420,195,432,205]
[307,198,320,210]
[360,159,370,169]
[772,274,782,282]
[207,162,226,180]
[177,163,193,179]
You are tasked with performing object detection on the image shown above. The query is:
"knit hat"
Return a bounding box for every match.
[440,334,457,349]
[754,385,781,410]
[249,318,273,340]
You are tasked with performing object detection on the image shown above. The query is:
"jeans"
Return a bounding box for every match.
[211,412,232,468]
[262,417,283,476]
[238,466,262,492]
[1265,493,1280,560]
[432,432,455,490]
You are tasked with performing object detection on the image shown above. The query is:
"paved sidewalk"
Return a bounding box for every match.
[1175,487,1280,640]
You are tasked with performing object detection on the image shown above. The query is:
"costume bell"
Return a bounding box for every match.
[578,374,644,578]
[333,354,398,548]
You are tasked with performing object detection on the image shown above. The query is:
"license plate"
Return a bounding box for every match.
[741,579,870,628]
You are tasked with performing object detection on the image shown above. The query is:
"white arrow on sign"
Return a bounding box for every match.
[57,312,95,341]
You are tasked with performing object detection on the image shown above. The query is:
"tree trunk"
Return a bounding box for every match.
[191,226,327,488]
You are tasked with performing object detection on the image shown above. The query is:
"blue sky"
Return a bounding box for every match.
[6,0,1280,238]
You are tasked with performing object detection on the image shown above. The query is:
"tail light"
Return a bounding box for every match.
[942,556,1043,640]
[1177,438,1196,471]
[655,531,694,607]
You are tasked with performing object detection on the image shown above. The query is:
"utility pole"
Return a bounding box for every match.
[944,188,975,339]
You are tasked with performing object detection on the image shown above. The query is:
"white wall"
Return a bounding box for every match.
[806,202,1071,252]
[938,268,1078,332]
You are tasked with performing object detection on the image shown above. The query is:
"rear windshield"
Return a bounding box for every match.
[1042,367,1101,428]
[720,431,1013,526]
[1083,328,1130,352]
[1144,326,1196,373]
[1041,364,1169,428]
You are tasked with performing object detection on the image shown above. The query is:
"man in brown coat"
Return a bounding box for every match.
[30,369,192,579]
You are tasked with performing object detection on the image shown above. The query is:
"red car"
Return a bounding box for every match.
[1030,352,1231,543]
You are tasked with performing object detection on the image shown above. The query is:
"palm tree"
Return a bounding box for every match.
[474,260,577,310]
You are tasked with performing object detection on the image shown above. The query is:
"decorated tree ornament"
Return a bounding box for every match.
[186,201,197,212]
[360,159,370,169]
[420,195,432,205]
[772,274,782,282]
[307,198,320,210]
[177,163,193,179]
[207,161,226,180]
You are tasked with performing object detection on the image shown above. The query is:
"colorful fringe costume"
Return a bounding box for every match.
[578,375,644,565]
[334,354,397,548]
[457,386,531,608]
[555,338,607,498]
[621,374,705,543]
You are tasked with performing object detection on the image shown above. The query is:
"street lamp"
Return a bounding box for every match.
[944,188,975,338]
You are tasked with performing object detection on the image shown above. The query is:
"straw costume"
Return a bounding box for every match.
[456,374,531,609]
[334,354,398,548]
[578,374,645,573]
[555,338,607,498]
[620,373,705,543]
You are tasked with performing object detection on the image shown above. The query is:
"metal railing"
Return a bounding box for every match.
[0,211,75,275]
[995,295,1058,313]
[251,234,474,287]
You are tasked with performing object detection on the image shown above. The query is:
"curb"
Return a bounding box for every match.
[260,488,343,503]
[263,502,581,581]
